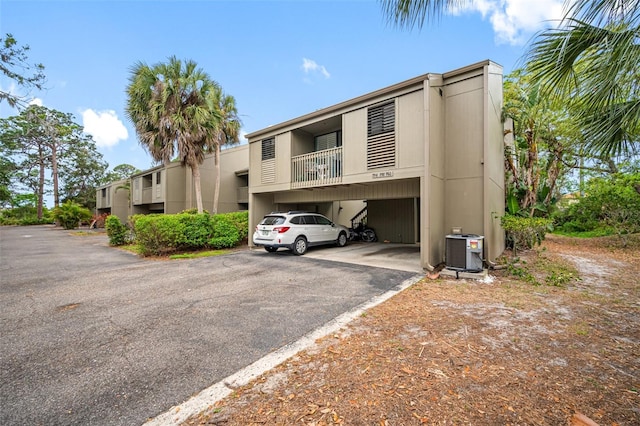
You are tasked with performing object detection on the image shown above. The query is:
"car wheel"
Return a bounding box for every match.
[362,229,377,242]
[292,236,307,255]
[265,246,278,253]
[336,232,348,247]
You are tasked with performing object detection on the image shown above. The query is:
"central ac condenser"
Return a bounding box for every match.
[445,234,484,272]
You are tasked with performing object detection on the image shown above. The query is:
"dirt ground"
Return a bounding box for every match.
[185,235,639,425]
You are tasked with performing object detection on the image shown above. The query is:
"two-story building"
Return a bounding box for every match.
[246,60,505,271]
[97,144,249,221]
[96,178,130,221]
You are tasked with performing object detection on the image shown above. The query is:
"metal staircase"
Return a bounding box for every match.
[350,204,368,229]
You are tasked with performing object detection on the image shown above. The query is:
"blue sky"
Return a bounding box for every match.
[1,0,567,174]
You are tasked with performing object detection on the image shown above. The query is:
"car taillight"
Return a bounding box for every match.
[273,226,290,233]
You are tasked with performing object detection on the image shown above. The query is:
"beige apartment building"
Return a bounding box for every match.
[96,144,249,221]
[246,60,506,270]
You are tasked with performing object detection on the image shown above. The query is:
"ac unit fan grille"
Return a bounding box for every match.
[446,238,467,269]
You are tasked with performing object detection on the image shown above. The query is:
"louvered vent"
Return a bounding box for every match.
[261,137,276,183]
[367,101,395,169]
[261,138,275,160]
[261,158,276,183]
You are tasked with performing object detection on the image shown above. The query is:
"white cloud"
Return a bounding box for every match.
[29,98,43,106]
[81,109,128,148]
[301,58,330,79]
[451,0,566,45]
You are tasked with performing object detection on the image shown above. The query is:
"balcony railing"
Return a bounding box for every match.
[291,147,342,188]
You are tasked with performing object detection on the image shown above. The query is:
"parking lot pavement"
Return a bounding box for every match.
[0,226,419,426]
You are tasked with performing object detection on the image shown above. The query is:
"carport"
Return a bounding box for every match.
[251,178,421,267]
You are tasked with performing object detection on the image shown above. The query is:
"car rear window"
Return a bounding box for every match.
[260,216,285,225]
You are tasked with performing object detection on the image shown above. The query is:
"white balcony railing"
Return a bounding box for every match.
[291,147,342,188]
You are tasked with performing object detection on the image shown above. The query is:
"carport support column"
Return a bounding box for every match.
[420,75,445,272]
[421,78,431,271]
[420,175,430,271]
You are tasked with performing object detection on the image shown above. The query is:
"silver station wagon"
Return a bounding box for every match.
[253,211,349,255]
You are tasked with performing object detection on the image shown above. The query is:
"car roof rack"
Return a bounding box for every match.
[267,210,312,215]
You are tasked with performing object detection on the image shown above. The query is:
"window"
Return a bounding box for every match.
[262,138,275,160]
[315,131,342,151]
[314,215,331,225]
[367,101,395,137]
[156,172,161,185]
[101,188,107,198]
[260,215,285,225]
[142,174,153,188]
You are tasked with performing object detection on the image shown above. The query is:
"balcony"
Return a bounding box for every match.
[291,147,342,188]
[142,187,152,204]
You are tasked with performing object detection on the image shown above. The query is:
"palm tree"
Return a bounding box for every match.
[126,56,221,213]
[381,0,469,29]
[207,86,241,214]
[381,0,640,158]
[526,0,640,157]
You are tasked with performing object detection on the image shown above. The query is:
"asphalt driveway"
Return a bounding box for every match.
[0,225,418,425]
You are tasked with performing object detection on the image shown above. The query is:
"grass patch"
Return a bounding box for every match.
[552,228,614,238]
[70,230,103,236]
[499,251,580,287]
[120,244,143,255]
[169,249,228,259]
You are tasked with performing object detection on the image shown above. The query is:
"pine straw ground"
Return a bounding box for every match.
[185,235,639,426]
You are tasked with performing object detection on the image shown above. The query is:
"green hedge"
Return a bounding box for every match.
[222,211,249,241]
[105,215,130,246]
[501,215,553,255]
[210,216,240,248]
[131,211,248,256]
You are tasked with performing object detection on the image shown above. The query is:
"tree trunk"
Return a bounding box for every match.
[37,145,45,220]
[213,144,221,215]
[192,162,203,213]
[51,144,59,207]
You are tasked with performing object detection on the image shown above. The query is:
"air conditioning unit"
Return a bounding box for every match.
[445,234,484,272]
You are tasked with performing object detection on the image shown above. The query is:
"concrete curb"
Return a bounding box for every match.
[143,273,424,425]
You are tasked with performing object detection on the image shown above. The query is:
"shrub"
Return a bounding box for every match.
[501,215,552,255]
[554,173,640,242]
[130,211,245,256]
[105,215,129,246]
[209,216,240,248]
[0,205,52,226]
[133,214,184,256]
[52,201,92,230]
[176,213,214,249]
[217,211,249,241]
